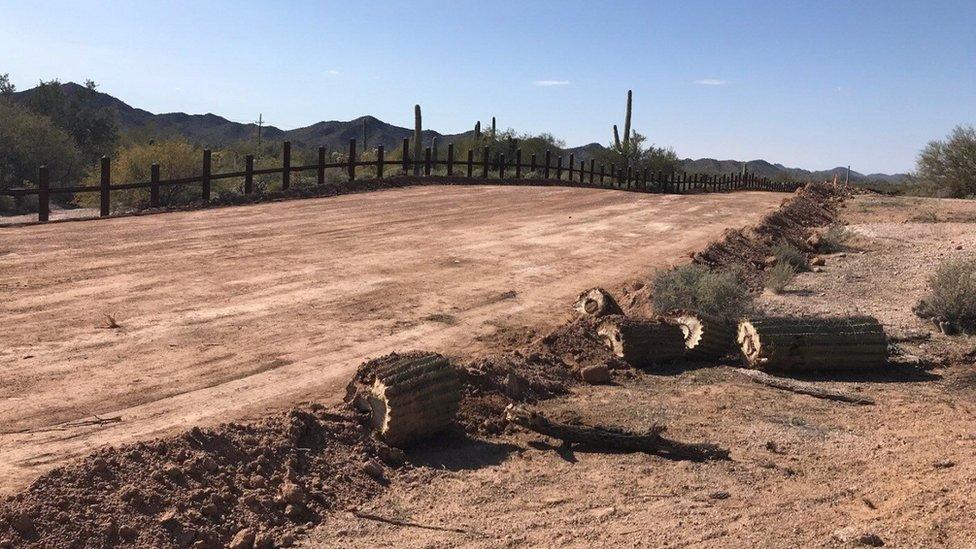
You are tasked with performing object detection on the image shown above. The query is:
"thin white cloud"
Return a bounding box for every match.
[533,80,570,86]
[695,78,728,86]
[326,69,341,76]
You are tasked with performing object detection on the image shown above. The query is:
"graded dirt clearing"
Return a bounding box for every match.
[0,185,785,494]
[305,194,976,549]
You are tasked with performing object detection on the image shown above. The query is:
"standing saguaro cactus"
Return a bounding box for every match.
[612,90,633,154]
[431,136,439,164]
[362,117,368,151]
[491,117,496,140]
[413,105,422,175]
[475,121,481,138]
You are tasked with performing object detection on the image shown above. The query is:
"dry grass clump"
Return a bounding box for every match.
[651,263,754,321]
[765,262,797,294]
[771,241,809,271]
[819,224,852,253]
[915,258,976,334]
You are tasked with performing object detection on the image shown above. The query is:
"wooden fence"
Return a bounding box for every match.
[1,138,802,223]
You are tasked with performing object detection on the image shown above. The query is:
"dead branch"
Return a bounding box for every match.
[350,509,485,537]
[735,368,875,405]
[504,405,729,461]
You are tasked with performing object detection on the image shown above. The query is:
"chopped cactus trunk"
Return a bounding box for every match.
[736,316,888,372]
[597,315,686,368]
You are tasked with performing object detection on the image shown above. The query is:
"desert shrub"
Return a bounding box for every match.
[651,263,754,321]
[772,242,809,271]
[915,125,976,198]
[819,224,852,252]
[915,259,976,333]
[765,262,796,294]
[78,139,201,211]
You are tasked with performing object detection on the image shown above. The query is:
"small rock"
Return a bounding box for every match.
[709,490,731,500]
[254,532,275,549]
[589,506,616,519]
[580,364,611,384]
[857,532,885,546]
[810,257,826,266]
[956,245,963,250]
[163,463,183,480]
[812,267,824,273]
[806,233,823,250]
[249,475,267,489]
[377,445,406,466]
[284,504,304,520]
[933,459,955,469]
[362,459,385,480]
[119,526,138,541]
[279,533,296,547]
[764,256,778,267]
[10,512,34,535]
[281,482,305,505]
[158,508,179,527]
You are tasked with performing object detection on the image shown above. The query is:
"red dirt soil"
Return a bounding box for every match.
[0,185,786,495]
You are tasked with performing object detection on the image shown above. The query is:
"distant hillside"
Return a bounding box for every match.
[679,158,908,185]
[10,82,906,183]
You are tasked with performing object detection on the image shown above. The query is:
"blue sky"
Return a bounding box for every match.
[2,0,974,174]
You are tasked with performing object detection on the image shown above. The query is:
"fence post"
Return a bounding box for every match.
[499,153,506,178]
[424,147,432,176]
[401,138,410,174]
[150,163,160,206]
[281,141,291,190]
[556,156,563,181]
[447,143,454,176]
[482,146,489,178]
[318,146,326,185]
[544,150,551,179]
[100,156,110,216]
[589,160,595,184]
[467,149,474,178]
[201,149,212,200]
[348,139,356,181]
[37,165,49,222]
[568,153,575,182]
[515,149,522,179]
[244,155,254,194]
[599,164,605,184]
[377,145,384,179]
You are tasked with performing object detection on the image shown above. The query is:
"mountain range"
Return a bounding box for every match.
[10,82,907,184]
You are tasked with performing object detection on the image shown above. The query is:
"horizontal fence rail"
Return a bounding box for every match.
[2,138,804,223]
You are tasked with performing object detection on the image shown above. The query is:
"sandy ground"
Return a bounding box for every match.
[0,185,785,495]
[304,195,976,549]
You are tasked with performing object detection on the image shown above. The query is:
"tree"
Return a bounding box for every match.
[26,79,119,163]
[915,125,976,198]
[0,74,14,96]
[0,101,84,211]
[593,130,680,175]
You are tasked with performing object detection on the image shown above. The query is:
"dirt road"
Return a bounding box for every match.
[0,185,783,493]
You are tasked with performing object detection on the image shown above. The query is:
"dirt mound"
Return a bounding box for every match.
[0,406,393,548]
[456,318,624,434]
[692,182,841,286]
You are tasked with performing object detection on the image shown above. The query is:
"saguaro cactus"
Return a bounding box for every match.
[612,90,633,154]
[491,116,496,140]
[362,117,368,150]
[413,105,422,175]
[431,136,438,163]
[475,121,481,137]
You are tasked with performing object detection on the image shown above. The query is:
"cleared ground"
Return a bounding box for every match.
[308,195,976,548]
[0,185,784,493]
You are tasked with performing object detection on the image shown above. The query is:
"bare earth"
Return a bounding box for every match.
[0,185,785,494]
[304,195,976,549]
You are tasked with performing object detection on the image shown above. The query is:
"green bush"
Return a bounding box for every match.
[765,262,796,294]
[651,263,754,321]
[915,259,976,333]
[772,242,809,271]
